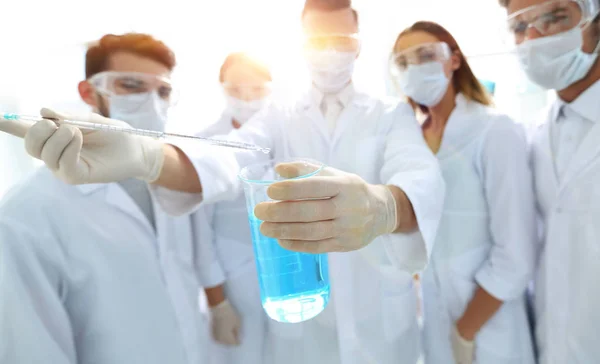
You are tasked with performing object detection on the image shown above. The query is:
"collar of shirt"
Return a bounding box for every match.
[310,83,355,109]
[553,79,600,124]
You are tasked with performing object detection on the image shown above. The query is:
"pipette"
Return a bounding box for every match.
[0,113,271,154]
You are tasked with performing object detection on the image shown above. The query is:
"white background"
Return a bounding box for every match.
[0,0,552,197]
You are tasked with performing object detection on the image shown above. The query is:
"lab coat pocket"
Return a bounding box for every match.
[447,246,488,317]
[450,276,523,361]
[380,273,416,341]
[447,274,477,321]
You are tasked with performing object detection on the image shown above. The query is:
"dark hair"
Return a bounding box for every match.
[393,21,493,113]
[301,0,358,23]
[85,33,175,79]
[218,52,272,83]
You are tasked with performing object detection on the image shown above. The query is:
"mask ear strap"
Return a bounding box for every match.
[96,92,110,118]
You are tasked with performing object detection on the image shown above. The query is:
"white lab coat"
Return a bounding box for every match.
[420,95,536,363]
[530,81,600,363]
[154,89,445,364]
[0,168,210,364]
[195,112,267,364]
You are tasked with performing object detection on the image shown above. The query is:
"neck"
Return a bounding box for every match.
[427,88,456,130]
[558,59,600,103]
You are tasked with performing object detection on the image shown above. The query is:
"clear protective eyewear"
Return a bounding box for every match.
[221,82,272,101]
[89,71,178,108]
[506,0,598,43]
[302,33,361,53]
[390,42,452,74]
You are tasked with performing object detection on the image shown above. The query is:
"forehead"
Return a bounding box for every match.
[395,31,440,52]
[302,8,358,36]
[105,52,171,78]
[507,0,552,14]
[222,62,270,85]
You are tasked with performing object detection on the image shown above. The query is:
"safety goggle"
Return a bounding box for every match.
[89,71,178,107]
[506,0,597,43]
[221,82,272,101]
[390,42,452,73]
[302,33,361,53]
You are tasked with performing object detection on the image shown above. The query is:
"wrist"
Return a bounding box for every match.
[370,184,398,235]
[205,285,227,308]
[139,139,165,183]
[456,318,477,341]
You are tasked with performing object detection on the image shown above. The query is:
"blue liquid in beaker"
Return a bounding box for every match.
[248,215,330,323]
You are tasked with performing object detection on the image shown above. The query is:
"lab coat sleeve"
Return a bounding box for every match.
[0,218,75,364]
[192,204,226,288]
[380,102,445,274]
[474,118,537,301]
[150,108,275,216]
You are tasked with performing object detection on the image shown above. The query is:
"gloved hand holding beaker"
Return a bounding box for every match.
[255,161,399,254]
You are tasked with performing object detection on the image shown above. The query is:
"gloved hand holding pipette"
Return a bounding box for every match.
[11,108,166,184]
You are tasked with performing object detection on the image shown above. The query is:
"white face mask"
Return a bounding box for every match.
[108,92,169,132]
[305,49,356,93]
[517,26,600,91]
[225,96,267,124]
[398,62,450,107]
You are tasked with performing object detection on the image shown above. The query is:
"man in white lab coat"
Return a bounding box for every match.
[0,33,213,364]
[0,2,445,364]
[500,0,600,362]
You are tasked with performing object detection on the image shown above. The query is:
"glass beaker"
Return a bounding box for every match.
[239,159,330,323]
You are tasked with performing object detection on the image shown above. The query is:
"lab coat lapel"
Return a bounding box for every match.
[436,95,484,160]
[542,119,560,190]
[331,94,372,149]
[560,121,600,191]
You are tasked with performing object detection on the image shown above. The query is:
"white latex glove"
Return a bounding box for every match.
[210,300,242,346]
[451,325,475,364]
[21,108,164,184]
[255,161,398,253]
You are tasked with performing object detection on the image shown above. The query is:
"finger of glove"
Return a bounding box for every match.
[260,220,337,241]
[232,326,241,346]
[255,199,337,223]
[0,119,30,138]
[267,176,341,201]
[40,125,78,170]
[40,107,74,122]
[274,161,333,179]
[278,238,342,254]
[25,119,58,159]
[58,128,84,182]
